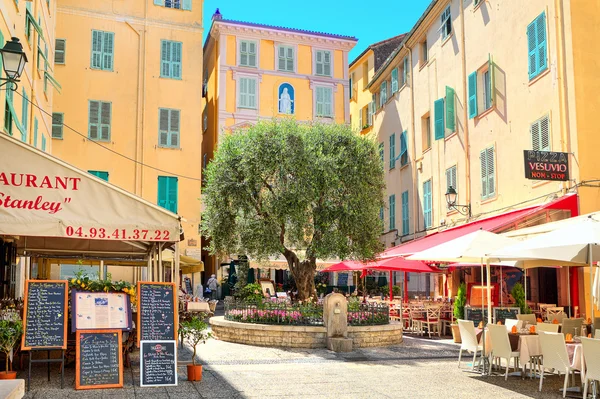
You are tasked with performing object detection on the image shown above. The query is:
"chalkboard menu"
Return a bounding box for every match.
[184,278,193,295]
[137,282,177,345]
[493,307,520,324]
[22,280,68,350]
[140,340,178,387]
[464,307,489,326]
[76,330,123,390]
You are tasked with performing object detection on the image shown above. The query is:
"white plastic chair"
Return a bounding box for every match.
[581,337,600,399]
[536,323,560,333]
[538,331,578,398]
[546,307,566,323]
[504,319,522,332]
[488,324,520,380]
[517,313,537,325]
[458,320,483,370]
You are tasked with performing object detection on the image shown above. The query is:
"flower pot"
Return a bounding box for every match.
[0,371,17,380]
[451,324,462,343]
[187,364,202,382]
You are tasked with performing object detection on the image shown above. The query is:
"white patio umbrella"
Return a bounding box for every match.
[490,215,600,324]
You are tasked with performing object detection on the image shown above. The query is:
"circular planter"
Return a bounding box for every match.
[0,371,17,380]
[187,364,202,382]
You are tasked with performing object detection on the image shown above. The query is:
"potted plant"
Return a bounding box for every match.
[451,282,467,343]
[0,319,22,379]
[511,282,531,315]
[179,316,212,382]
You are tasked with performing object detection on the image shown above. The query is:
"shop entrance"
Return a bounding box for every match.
[538,267,558,305]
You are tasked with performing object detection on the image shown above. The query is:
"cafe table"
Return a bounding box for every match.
[518,334,585,382]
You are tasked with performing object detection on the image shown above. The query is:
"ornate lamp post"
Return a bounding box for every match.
[0,37,28,90]
[445,186,471,218]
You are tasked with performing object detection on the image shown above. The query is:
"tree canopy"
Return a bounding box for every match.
[201,120,385,299]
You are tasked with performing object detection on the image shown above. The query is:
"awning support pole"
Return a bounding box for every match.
[99,260,104,280]
[404,272,408,303]
[389,271,393,301]
[158,243,163,282]
[175,242,180,291]
[590,245,595,327]
[567,266,571,317]
[486,258,492,325]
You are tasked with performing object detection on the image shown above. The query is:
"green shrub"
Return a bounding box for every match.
[511,282,531,314]
[454,282,467,320]
[235,283,264,303]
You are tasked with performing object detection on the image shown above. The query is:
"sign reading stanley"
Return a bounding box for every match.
[0,134,179,240]
[523,150,569,181]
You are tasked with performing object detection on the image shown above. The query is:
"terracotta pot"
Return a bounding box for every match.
[187,364,202,382]
[451,324,462,343]
[0,371,17,380]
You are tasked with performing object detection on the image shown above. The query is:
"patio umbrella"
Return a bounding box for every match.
[321,260,370,273]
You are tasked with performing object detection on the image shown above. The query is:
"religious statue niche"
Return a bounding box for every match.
[278,83,295,115]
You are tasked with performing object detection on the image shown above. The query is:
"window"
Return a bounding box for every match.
[4,90,12,135]
[202,107,208,132]
[349,73,354,100]
[440,6,452,40]
[89,170,109,181]
[239,40,257,67]
[52,113,64,139]
[154,0,191,10]
[469,58,495,119]
[277,45,294,72]
[423,179,432,229]
[391,68,398,93]
[380,81,388,107]
[91,30,114,71]
[158,108,180,148]
[368,94,375,125]
[157,176,178,213]
[165,0,180,8]
[422,114,431,151]
[480,146,495,199]
[433,98,445,140]
[41,135,46,151]
[446,165,457,210]
[401,191,409,236]
[389,194,396,231]
[389,133,396,169]
[362,61,369,89]
[482,70,492,111]
[238,77,257,109]
[160,40,182,79]
[474,0,482,6]
[315,50,332,76]
[400,56,409,86]
[527,12,548,80]
[421,39,428,65]
[60,265,99,280]
[531,115,550,151]
[21,89,28,138]
[399,130,408,166]
[445,86,455,132]
[315,86,332,117]
[88,100,111,141]
[379,143,384,166]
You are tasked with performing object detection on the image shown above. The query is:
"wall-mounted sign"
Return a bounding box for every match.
[524,150,569,181]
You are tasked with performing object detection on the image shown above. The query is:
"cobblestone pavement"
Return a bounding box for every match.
[21,330,582,399]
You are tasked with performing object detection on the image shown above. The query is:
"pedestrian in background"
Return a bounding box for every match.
[207,274,219,300]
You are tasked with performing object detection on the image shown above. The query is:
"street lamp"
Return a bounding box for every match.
[0,37,27,90]
[445,186,471,218]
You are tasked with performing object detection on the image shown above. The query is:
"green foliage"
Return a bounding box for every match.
[347,296,361,312]
[380,285,402,297]
[454,282,467,320]
[511,282,531,314]
[234,283,264,303]
[201,120,385,299]
[0,320,22,372]
[69,270,134,294]
[179,316,212,366]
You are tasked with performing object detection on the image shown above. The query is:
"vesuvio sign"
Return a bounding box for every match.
[523,150,569,181]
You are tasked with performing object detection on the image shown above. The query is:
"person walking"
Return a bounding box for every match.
[207,274,219,300]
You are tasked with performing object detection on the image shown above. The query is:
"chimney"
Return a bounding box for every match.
[212,8,222,21]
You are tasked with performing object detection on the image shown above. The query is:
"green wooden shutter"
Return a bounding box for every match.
[278,47,286,71]
[400,130,407,166]
[100,102,111,141]
[402,190,409,235]
[52,113,63,139]
[91,30,103,69]
[168,177,178,213]
[527,18,538,79]
[171,42,182,79]
[248,79,257,109]
[103,32,114,70]
[323,51,331,76]
[157,176,168,209]
[154,0,164,5]
[159,108,169,146]
[90,171,109,181]
[21,89,28,141]
[88,100,100,139]
[536,12,547,74]
[434,98,445,140]
[423,180,432,229]
[41,135,46,151]
[380,207,384,231]
[170,109,180,147]
[55,39,66,64]
[316,87,324,116]
[379,142,384,166]
[33,117,38,147]
[468,72,477,118]
[391,68,398,93]
[445,86,455,132]
[182,0,192,10]
[161,40,170,77]
[389,133,396,169]
[389,194,396,230]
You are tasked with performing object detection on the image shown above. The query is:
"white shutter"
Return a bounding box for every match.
[286,47,294,71]
[278,47,286,71]
[480,149,488,198]
[248,42,256,67]
[323,51,331,76]
[248,79,256,109]
[540,115,550,151]
[486,147,495,197]
[531,120,541,151]
[159,109,169,146]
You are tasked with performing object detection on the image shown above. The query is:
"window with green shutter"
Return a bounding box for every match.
[445,86,455,132]
[401,190,409,235]
[391,68,398,93]
[88,170,109,181]
[160,40,182,79]
[156,0,191,10]
[379,142,384,167]
[88,100,111,141]
[380,81,388,107]
[400,130,408,166]
[527,12,548,80]
[91,30,114,71]
[239,40,257,67]
[157,176,178,213]
[21,89,28,141]
[315,86,332,117]
[158,108,180,148]
[41,135,46,151]
[389,194,396,231]
[423,179,432,229]
[445,165,457,210]
[531,115,550,151]
[315,50,331,77]
[434,98,445,140]
[480,146,495,199]
[278,46,294,72]
[401,56,409,86]
[55,39,66,64]
[52,113,64,139]
[33,117,38,147]
[468,72,477,119]
[238,77,257,109]
[389,133,396,169]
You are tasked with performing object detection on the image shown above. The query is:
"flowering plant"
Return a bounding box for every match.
[68,271,137,307]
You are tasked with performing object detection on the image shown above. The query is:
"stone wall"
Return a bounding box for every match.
[209,317,403,349]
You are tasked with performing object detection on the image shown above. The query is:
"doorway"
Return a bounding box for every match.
[538,268,558,305]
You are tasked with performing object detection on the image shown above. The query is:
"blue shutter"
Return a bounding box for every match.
[41,135,46,151]
[379,142,384,166]
[389,194,396,230]
[91,30,102,69]
[158,177,178,213]
[400,130,407,166]
[389,133,396,169]
[33,118,38,147]
[158,177,168,209]
[103,32,114,71]
[445,86,455,131]
[21,89,28,135]
[434,98,445,140]
[380,207,384,231]
[89,171,109,181]
[536,12,547,75]
[168,177,178,213]
[154,0,164,5]
[468,72,477,118]
[171,42,182,79]
[401,191,409,235]
[161,40,170,77]
[527,18,538,79]
[423,180,432,229]
[182,0,192,10]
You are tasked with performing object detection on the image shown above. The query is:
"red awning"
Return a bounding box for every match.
[322,258,439,273]
[379,193,578,259]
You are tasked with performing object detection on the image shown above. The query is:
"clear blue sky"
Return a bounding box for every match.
[202,0,432,61]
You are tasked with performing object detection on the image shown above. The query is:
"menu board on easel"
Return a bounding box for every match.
[72,291,132,331]
[184,277,193,295]
[137,282,177,345]
[76,330,123,390]
[22,280,68,350]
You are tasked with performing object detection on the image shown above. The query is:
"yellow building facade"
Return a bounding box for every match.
[50,0,203,282]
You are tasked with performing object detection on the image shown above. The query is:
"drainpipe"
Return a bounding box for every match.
[459,0,471,218]
[125,21,142,195]
[404,43,418,241]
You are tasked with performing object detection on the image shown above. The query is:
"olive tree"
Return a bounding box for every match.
[201,120,385,300]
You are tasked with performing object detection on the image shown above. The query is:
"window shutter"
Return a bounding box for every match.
[540,115,550,151]
[527,19,538,79]
[324,87,332,116]
[452,166,457,191]
[389,195,395,230]
[445,86,455,132]
[159,108,170,146]
[434,98,445,140]
[21,89,28,133]
[100,102,111,141]
[389,133,396,169]
[536,13,547,74]
[530,120,541,151]
[248,42,256,67]
[286,47,293,71]
[316,51,323,75]
[172,42,182,78]
[323,51,331,76]
[402,191,409,235]
[103,32,114,70]
[248,79,256,109]
[55,39,66,64]
[488,54,496,106]
[33,118,38,147]
[91,31,103,69]
[168,177,178,213]
[391,69,398,93]
[446,168,452,191]
[400,130,408,165]
[379,143,384,166]
[480,149,488,198]
[278,47,286,70]
[468,72,477,118]
[52,113,63,139]
[423,181,432,229]
[88,100,100,139]
[170,109,180,147]
[161,41,171,77]
[41,135,46,151]
[316,87,324,116]
[157,177,168,209]
[486,147,495,197]
[403,56,409,84]
[182,0,191,10]
[154,0,164,5]
[240,41,248,66]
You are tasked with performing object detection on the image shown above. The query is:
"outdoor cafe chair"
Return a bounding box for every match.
[517,314,537,325]
[539,303,557,319]
[581,337,600,399]
[536,323,560,333]
[441,305,454,336]
[562,318,584,338]
[409,304,426,335]
[457,320,483,371]
[538,331,578,398]
[505,319,522,332]
[421,305,442,338]
[488,324,520,380]
[546,307,566,323]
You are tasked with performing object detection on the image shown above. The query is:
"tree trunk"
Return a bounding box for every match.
[283,250,316,301]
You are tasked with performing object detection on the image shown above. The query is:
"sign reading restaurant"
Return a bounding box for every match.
[523,150,569,182]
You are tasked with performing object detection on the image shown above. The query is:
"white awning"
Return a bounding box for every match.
[0,133,181,260]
